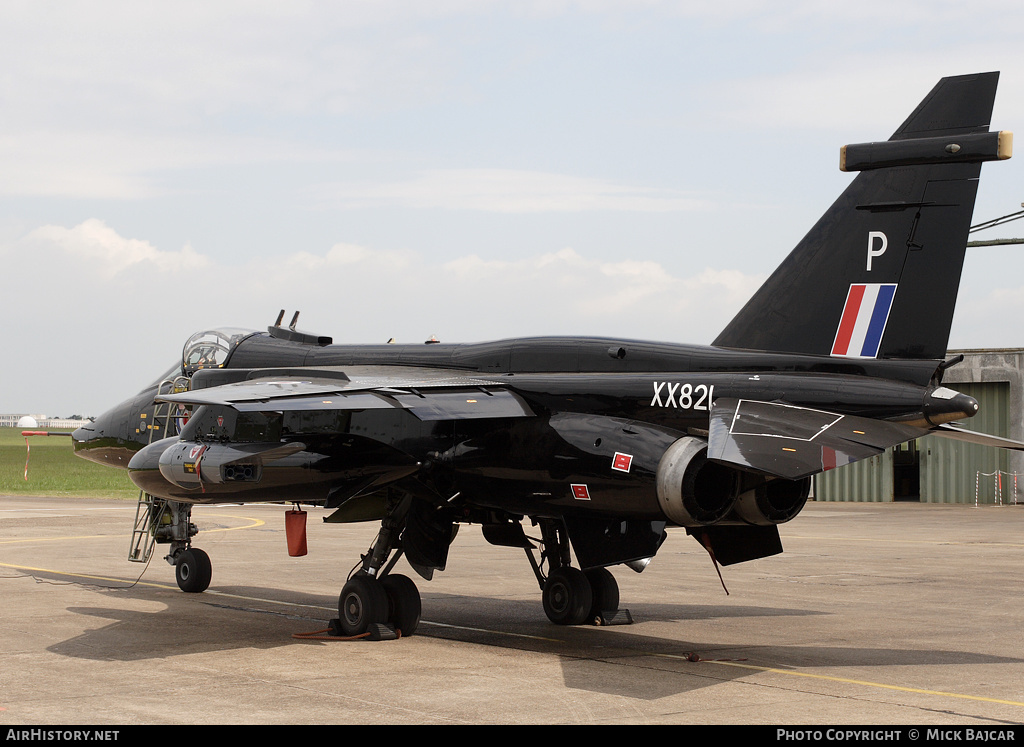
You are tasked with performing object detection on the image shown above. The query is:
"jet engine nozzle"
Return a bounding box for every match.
[734,477,811,526]
[655,437,741,527]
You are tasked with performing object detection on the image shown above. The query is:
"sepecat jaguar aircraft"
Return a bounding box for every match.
[73,72,1020,638]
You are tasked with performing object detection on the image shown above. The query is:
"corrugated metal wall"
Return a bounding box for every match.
[814,451,893,502]
[814,381,1010,504]
[920,382,1009,504]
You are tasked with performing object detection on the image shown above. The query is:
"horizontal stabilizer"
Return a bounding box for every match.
[708,398,928,479]
[929,424,1024,451]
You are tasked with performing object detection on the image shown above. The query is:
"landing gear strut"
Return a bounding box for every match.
[136,497,212,594]
[530,520,627,626]
[335,495,423,638]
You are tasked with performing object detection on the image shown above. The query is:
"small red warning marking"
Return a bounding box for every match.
[612,452,633,472]
[571,484,591,501]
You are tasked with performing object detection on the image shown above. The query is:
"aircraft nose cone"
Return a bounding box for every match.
[70,395,150,468]
[71,415,120,466]
[71,417,103,454]
[71,423,94,445]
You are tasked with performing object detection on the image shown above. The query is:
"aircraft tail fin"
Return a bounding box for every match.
[713,72,1010,361]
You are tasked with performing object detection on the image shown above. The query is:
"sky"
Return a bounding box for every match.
[3,1,1024,417]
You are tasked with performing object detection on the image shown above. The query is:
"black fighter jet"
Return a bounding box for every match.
[73,72,1019,638]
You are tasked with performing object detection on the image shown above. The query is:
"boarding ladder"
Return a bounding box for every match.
[128,375,192,563]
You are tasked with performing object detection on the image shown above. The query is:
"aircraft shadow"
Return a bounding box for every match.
[42,581,1024,701]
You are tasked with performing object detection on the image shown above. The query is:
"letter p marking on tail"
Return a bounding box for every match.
[866,231,887,271]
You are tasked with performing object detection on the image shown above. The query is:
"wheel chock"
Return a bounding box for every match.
[595,609,633,626]
[367,623,398,641]
[324,619,399,640]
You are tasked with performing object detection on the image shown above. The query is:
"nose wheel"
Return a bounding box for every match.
[150,500,210,594]
[175,548,212,593]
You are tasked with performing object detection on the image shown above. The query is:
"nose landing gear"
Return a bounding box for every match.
[130,496,212,594]
[174,547,212,593]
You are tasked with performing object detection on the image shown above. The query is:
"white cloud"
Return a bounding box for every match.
[318,169,713,213]
[4,0,1024,417]
[23,220,209,277]
[438,244,763,332]
[2,219,762,414]
[7,210,1023,416]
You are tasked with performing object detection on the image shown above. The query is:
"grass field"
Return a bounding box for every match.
[0,427,138,499]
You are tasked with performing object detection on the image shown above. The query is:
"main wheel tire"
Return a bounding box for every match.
[584,567,619,622]
[381,573,422,637]
[542,566,593,626]
[175,548,212,593]
[338,575,389,636]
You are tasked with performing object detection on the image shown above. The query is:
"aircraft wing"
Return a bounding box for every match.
[707,398,930,480]
[157,369,535,421]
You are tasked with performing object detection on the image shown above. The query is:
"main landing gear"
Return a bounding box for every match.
[334,498,423,639]
[532,520,628,626]
[485,518,630,626]
[337,571,421,639]
[542,565,621,625]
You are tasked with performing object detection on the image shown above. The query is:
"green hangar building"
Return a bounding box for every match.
[814,349,1024,504]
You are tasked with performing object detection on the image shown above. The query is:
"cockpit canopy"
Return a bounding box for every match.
[183,328,257,375]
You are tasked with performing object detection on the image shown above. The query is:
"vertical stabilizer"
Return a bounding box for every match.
[713,72,1006,361]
